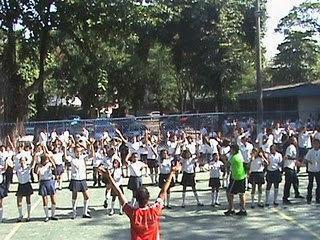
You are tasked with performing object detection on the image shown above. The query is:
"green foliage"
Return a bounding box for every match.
[1,0,264,120]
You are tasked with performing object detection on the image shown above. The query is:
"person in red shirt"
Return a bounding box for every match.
[99,162,180,240]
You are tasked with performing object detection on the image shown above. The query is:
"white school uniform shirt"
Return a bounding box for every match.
[284,144,297,170]
[220,146,231,159]
[15,164,31,184]
[128,161,145,177]
[273,128,285,144]
[93,150,105,167]
[186,142,196,156]
[167,141,181,155]
[147,146,157,159]
[70,155,87,180]
[262,134,274,154]
[51,131,58,142]
[209,160,224,178]
[298,132,312,149]
[239,142,253,163]
[39,131,48,144]
[126,142,141,153]
[267,152,283,171]
[159,158,173,174]
[39,163,54,181]
[209,138,219,154]
[250,157,264,172]
[112,168,123,186]
[305,149,320,173]
[181,158,196,173]
[200,144,213,155]
[52,152,64,165]
[256,132,265,147]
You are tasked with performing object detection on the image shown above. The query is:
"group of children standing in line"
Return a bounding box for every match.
[0,121,320,222]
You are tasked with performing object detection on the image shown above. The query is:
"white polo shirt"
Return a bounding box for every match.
[70,155,87,181]
[284,144,297,170]
[181,158,196,173]
[16,165,31,184]
[267,152,283,171]
[209,160,224,178]
[250,157,265,172]
[305,149,320,172]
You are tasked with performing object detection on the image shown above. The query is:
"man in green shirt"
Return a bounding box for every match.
[224,144,247,216]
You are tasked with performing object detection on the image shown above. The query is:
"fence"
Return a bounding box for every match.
[1,110,312,142]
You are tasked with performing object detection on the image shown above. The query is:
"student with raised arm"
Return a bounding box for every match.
[98,162,180,240]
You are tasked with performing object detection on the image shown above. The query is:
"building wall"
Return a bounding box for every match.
[298,96,320,121]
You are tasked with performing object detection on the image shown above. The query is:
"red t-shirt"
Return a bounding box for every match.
[123,198,164,240]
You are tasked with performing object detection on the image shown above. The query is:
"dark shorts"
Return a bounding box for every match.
[0,181,8,199]
[266,170,282,184]
[127,176,142,193]
[158,173,175,189]
[249,172,265,185]
[181,172,195,187]
[299,147,309,159]
[16,182,34,196]
[147,159,158,168]
[54,164,64,176]
[39,179,56,196]
[228,179,246,195]
[68,179,88,193]
[209,178,221,188]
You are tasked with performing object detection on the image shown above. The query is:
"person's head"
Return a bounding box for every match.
[212,153,219,162]
[160,149,168,159]
[131,152,139,163]
[230,144,239,155]
[0,145,5,152]
[113,159,121,169]
[313,139,320,150]
[136,186,150,208]
[75,145,83,157]
[270,145,277,154]
[107,147,115,157]
[19,156,27,168]
[181,149,191,159]
[289,136,297,146]
[40,154,50,166]
[251,148,259,158]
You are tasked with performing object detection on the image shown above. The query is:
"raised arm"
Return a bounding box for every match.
[98,167,128,206]
[158,163,181,200]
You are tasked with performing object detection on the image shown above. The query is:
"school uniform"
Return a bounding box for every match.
[16,164,33,196]
[298,132,312,159]
[138,146,148,163]
[199,144,212,165]
[101,156,115,185]
[111,168,124,197]
[266,152,283,184]
[209,161,224,188]
[146,146,158,168]
[158,158,175,189]
[249,157,265,185]
[283,144,300,201]
[181,158,197,187]
[38,163,56,196]
[92,150,104,185]
[305,148,320,203]
[127,161,145,193]
[68,155,88,192]
[52,152,64,176]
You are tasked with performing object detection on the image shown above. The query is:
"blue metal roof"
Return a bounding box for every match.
[239,81,320,100]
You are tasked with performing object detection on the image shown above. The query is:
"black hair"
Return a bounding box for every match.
[230,144,239,154]
[136,186,150,208]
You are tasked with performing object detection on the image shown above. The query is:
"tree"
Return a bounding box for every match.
[271,31,320,85]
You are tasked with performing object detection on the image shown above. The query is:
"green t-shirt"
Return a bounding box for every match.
[230,152,246,180]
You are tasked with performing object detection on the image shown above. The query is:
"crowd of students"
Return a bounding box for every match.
[0,119,320,226]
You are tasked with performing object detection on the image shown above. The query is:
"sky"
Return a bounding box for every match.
[264,0,305,60]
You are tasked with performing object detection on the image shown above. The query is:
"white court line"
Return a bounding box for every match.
[273,208,320,240]
[4,197,42,240]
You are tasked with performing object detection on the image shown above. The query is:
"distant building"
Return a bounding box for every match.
[238,81,320,122]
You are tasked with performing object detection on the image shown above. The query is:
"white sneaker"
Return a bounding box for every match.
[109,209,114,216]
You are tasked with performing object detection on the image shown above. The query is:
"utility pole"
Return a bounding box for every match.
[255,0,263,132]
